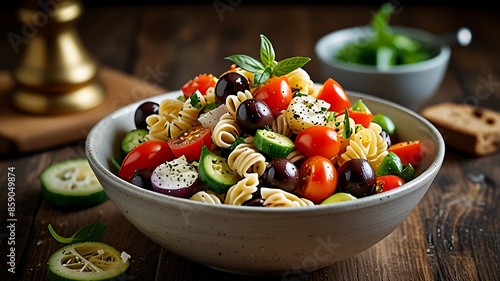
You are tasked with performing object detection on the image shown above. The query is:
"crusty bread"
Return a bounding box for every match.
[420,102,500,156]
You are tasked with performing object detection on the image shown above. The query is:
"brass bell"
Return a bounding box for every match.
[10,0,105,114]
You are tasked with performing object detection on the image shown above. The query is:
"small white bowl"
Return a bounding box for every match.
[86,90,445,276]
[315,26,451,110]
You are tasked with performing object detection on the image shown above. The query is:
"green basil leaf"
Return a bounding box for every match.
[253,67,272,87]
[273,56,311,76]
[225,54,264,73]
[48,222,107,244]
[259,34,275,68]
[189,93,201,109]
[204,102,217,110]
[343,108,352,139]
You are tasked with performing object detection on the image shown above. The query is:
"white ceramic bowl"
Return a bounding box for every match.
[86,90,445,276]
[315,26,451,111]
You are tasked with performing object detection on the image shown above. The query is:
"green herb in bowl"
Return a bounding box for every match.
[335,3,435,69]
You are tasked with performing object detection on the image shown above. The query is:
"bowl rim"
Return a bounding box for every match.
[86,90,445,214]
[315,25,451,74]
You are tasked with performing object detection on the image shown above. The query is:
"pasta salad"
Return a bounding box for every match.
[114,35,422,207]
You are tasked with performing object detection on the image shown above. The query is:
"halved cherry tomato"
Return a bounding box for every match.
[348,110,373,128]
[294,125,341,160]
[315,78,351,113]
[253,76,293,117]
[167,126,212,162]
[388,140,421,166]
[347,99,373,128]
[296,156,338,204]
[375,175,405,194]
[181,74,217,99]
[118,140,175,182]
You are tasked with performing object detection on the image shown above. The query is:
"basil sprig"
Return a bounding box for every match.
[48,222,107,244]
[225,34,311,87]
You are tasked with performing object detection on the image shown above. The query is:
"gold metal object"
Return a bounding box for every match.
[10,0,105,114]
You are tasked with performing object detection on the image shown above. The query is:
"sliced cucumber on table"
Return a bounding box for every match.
[40,158,108,208]
[47,241,130,281]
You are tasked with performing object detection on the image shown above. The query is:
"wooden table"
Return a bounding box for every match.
[1,3,499,280]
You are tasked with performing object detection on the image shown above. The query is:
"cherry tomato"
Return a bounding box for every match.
[375,175,405,194]
[253,76,293,117]
[346,98,373,128]
[167,126,212,162]
[296,156,338,204]
[388,140,421,166]
[181,73,217,99]
[294,125,341,160]
[315,78,351,113]
[118,140,175,182]
[348,109,373,128]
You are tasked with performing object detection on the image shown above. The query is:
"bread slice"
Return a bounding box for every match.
[420,102,500,156]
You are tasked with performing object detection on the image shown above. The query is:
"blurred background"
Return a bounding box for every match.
[1,0,498,86]
[0,0,498,126]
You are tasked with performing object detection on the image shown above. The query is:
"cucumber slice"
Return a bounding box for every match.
[47,241,130,281]
[253,129,295,159]
[198,146,241,194]
[121,129,148,156]
[40,158,108,208]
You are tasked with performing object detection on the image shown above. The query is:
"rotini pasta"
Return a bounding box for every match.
[145,114,169,141]
[146,91,213,141]
[285,67,316,95]
[212,112,241,148]
[328,113,356,137]
[285,150,306,165]
[272,110,293,138]
[190,191,222,204]
[368,122,383,135]
[225,90,253,118]
[260,188,314,207]
[338,127,388,170]
[227,137,267,178]
[159,99,184,122]
[224,173,259,205]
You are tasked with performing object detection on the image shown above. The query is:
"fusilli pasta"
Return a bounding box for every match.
[285,150,306,165]
[212,112,241,148]
[261,188,314,207]
[286,67,316,95]
[337,127,388,170]
[226,90,253,118]
[146,91,213,141]
[190,191,222,204]
[272,110,293,138]
[227,137,267,178]
[224,173,259,205]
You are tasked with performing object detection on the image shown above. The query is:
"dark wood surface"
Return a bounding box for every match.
[1,3,499,281]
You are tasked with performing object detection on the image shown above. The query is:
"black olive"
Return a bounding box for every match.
[262,159,299,193]
[337,159,376,198]
[134,101,159,130]
[214,72,250,104]
[235,99,273,135]
[242,197,265,207]
[130,168,153,191]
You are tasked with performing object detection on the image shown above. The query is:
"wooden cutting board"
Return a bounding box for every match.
[0,66,167,155]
